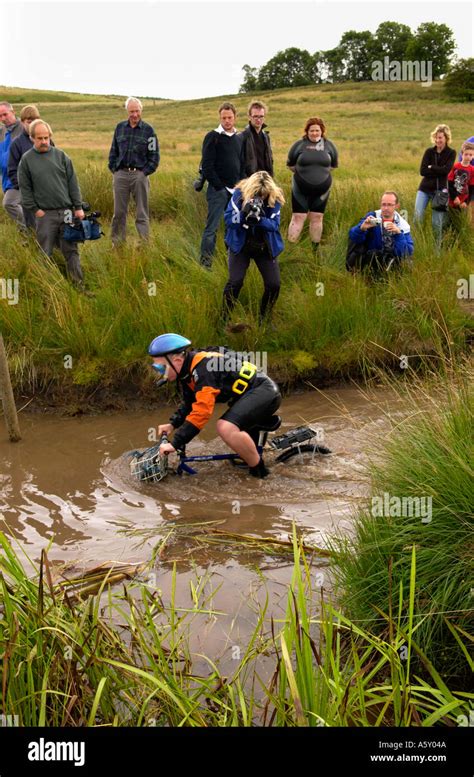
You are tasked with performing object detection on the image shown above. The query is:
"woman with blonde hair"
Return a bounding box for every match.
[414,123,456,245]
[223,170,285,326]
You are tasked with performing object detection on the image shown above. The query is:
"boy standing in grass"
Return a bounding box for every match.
[448,142,474,221]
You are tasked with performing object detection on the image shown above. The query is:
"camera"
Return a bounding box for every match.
[244,196,265,223]
[193,173,205,192]
[367,216,382,226]
[63,203,103,242]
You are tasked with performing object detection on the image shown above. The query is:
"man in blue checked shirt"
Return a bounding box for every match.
[108,97,159,246]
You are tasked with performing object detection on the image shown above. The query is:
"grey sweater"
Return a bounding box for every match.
[18,146,82,211]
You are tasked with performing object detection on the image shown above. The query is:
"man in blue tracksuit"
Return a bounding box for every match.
[0,101,24,225]
[347,191,414,272]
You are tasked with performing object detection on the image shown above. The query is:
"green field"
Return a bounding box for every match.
[0,80,472,401]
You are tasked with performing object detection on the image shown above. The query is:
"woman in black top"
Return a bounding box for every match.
[414,124,456,246]
[286,117,338,252]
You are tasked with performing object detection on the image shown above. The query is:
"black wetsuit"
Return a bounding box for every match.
[169,350,281,450]
[287,137,338,213]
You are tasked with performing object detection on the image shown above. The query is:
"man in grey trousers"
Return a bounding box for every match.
[0,101,24,225]
[18,120,85,287]
[108,97,159,246]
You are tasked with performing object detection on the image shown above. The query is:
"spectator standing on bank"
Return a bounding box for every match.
[8,104,42,230]
[199,102,243,268]
[108,97,159,246]
[18,120,86,288]
[0,101,24,225]
[286,117,338,253]
[414,124,456,246]
[239,100,274,177]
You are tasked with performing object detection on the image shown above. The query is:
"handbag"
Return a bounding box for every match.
[432,171,449,212]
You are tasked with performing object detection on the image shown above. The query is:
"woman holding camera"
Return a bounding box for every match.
[222,171,284,326]
[286,117,338,252]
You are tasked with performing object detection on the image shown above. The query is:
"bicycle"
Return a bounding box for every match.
[128,415,331,483]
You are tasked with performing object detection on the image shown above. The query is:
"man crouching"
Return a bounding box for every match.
[148,333,281,478]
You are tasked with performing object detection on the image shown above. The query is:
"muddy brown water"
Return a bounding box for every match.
[0,386,405,689]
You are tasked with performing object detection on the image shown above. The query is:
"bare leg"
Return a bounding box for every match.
[309,212,323,244]
[216,419,260,467]
[288,212,307,242]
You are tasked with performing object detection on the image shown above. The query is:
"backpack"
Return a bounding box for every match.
[345,239,366,271]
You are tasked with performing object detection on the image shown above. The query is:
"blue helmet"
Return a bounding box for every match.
[148,333,191,357]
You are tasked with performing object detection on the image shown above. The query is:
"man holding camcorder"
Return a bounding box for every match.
[346,191,414,274]
[18,120,86,287]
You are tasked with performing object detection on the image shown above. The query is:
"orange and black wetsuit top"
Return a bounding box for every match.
[170,349,260,450]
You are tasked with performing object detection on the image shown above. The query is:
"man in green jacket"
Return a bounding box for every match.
[18,120,85,287]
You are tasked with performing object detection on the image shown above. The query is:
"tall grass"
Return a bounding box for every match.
[0,185,472,396]
[269,530,472,726]
[0,528,471,726]
[331,365,474,684]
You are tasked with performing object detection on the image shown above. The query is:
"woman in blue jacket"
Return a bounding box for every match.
[223,171,284,325]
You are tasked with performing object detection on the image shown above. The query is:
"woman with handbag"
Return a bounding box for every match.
[414,124,456,247]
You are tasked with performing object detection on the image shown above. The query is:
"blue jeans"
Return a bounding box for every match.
[414,190,447,246]
[200,185,231,263]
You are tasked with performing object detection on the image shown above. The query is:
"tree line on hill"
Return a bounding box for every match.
[239,22,473,100]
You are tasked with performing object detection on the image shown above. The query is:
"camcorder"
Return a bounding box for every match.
[193,166,205,192]
[243,196,265,224]
[62,202,104,242]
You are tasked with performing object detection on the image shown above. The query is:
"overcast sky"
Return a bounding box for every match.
[2,1,473,100]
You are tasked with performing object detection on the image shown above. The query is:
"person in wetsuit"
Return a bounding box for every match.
[223,170,284,326]
[286,116,338,252]
[148,333,281,478]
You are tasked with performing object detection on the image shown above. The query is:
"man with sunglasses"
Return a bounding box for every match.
[240,100,274,178]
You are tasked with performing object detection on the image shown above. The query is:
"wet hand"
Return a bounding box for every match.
[158,423,173,436]
[74,209,85,220]
[159,442,176,456]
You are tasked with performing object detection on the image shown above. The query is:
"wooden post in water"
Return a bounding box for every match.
[0,332,21,442]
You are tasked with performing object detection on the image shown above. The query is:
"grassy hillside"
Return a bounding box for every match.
[0,81,472,402]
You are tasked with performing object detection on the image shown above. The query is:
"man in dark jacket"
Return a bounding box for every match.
[108,97,159,246]
[8,104,42,229]
[0,101,23,225]
[239,100,273,178]
[199,102,243,268]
